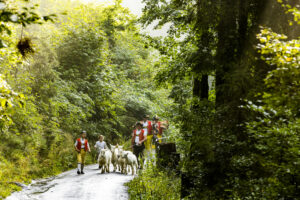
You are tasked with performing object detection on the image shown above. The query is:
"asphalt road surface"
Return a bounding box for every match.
[6,164,134,200]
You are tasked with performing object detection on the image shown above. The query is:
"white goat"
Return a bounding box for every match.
[123,151,138,175]
[118,148,127,174]
[111,145,119,172]
[98,149,112,174]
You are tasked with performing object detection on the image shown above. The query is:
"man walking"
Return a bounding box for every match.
[94,135,108,169]
[74,131,91,174]
[131,122,147,169]
[142,114,153,160]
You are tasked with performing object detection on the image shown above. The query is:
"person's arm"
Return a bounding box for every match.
[139,132,147,144]
[131,132,135,150]
[104,142,108,149]
[87,142,91,152]
[140,137,147,143]
[94,142,97,148]
[74,140,80,152]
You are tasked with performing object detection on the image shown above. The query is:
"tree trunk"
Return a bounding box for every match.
[192,74,209,100]
[216,0,238,106]
[200,74,209,99]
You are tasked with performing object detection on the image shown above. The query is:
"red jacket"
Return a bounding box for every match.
[145,120,152,135]
[131,129,145,145]
[76,138,89,151]
[157,122,163,135]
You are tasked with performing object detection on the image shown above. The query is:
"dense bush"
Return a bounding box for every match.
[126,163,181,200]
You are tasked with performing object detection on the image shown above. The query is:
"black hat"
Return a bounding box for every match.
[136,122,143,126]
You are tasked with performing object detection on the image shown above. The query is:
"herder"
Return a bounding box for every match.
[152,115,169,144]
[94,135,108,169]
[131,122,147,169]
[142,114,153,160]
[74,131,91,174]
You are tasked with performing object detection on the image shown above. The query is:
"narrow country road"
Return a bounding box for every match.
[6,164,134,200]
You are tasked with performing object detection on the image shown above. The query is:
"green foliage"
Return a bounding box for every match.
[257,27,300,115]
[0,0,56,52]
[126,163,181,200]
[0,0,175,198]
[141,0,299,199]
[236,20,300,199]
[0,75,24,129]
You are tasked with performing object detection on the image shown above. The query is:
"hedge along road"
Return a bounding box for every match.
[5,164,134,200]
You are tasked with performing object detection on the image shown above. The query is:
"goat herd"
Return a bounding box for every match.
[98,145,138,175]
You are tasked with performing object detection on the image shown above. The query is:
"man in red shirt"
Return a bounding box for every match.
[74,131,91,174]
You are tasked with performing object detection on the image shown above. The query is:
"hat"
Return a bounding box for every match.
[143,114,150,118]
[81,130,87,133]
[153,115,159,120]
[136,122,143,126]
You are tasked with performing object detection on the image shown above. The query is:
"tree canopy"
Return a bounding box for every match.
[0,0,299,199]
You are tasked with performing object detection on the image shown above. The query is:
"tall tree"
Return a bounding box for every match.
[141,0,299,198]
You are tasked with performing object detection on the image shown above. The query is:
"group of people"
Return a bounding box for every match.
[131,115,168,167]
[74,115,168,174]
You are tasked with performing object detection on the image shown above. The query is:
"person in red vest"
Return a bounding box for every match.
[142,114,153,160]
[131,122,147,169]
[152,115,164,144]
[74,130,91,174]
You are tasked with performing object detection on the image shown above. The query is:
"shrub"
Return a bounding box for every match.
[126,162,181,200]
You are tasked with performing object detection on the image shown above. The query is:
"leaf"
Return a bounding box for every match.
[0,99,6,108]
[285,57,292,62]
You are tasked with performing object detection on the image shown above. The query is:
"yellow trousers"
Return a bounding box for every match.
[77,149,86,164]
[157,134,162,143]
[145,135,153,150]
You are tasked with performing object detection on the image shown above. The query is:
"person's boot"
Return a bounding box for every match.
[81,164,85,174]
[77,163,81,174]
